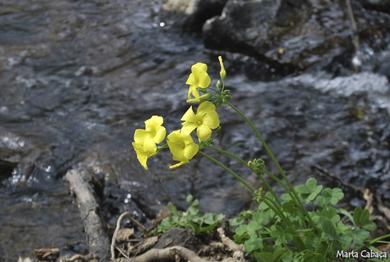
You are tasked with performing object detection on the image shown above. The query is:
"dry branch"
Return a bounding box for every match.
[111,212,132,260]
[65,167,109,260]
[217,227,245,262]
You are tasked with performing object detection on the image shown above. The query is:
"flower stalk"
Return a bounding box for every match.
[198,151,255,195]
[131,56,317,233]
[226,102,317,229]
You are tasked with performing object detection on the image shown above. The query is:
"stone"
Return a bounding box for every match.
[361,0,390,12]
[162,0,228,31]
[0,159,17,181]
[203,0,390,73]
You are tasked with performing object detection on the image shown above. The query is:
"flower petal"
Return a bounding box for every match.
[167,131,185,162]
[186,73,196,86]
[197,125,212,141]
[203,110,220,129]
[192,63,208,74]
[198,101,216,114]
[198,102,219,129]
[145,115,163,130]
[181,106,196,122]
[183,143,199,160]
[134,129,150,143]
[181,123,197,135]
[197,72,211,89]
[153,126,166,144]
[143,138,157,154]
[132,142,149,170]
[170,148,184,161]
[137,152,148,170]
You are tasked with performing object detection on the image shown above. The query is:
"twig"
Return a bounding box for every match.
[311,165,363,194]
[129,216,146,233]
[63,254,93,262]
[376,194,390,229]
[129,246,209,262]
[217,227,245,262]
[116,246,130,260]
[363,188,374,214]
[65,167,109,260]
[345,0,362,71]
[345,0,360,52]
[217,227,243,252]
[111,212,131,260]
[131,236,159,257]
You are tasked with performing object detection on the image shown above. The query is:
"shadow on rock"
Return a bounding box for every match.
[202,0,390,78]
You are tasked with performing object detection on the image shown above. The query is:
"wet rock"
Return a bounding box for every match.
[162,0,227,32]
[287,72,389,97]
[361,0,390,12]
[0,128,30,162]
[203,0,390,73]
[376,49,390,79]
[0,159,17,181]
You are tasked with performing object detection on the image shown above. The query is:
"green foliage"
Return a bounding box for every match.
[133,57,385,261]
[156,195,225,235]
[230,178,376,262]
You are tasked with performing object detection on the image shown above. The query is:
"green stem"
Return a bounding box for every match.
[201,147,290,224]
[207,145,282,205]
[157,143,169,152]
[262,196,289,222]
[369,233,390,245]
[226,102,289,183]
[199,151,255,195]
[207,145,248,167]
[226,102,316,228]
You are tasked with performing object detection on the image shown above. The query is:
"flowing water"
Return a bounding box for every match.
[0,0,389,260]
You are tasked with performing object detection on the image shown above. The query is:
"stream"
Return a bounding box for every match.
[0,0,389,260]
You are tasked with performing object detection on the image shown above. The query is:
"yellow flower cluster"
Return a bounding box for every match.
[132,116,166,169]
[167,130,199,169]
[181,101,219,142]
[132,57,226,170]
[186,62,210,103]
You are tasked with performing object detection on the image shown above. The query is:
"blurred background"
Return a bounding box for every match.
[0,0,390,260]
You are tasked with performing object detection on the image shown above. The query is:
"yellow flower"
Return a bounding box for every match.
[132,141,155,170]
[181,101,220,141]
[132,115,166,170]
[167,130,199,169]
[218,56,226,80]
[186,62,211,101]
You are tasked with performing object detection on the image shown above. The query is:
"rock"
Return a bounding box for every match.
[203,0,390,73]
[162,0,227,32]
[163,0,198,13]
[361,0,390,12]
[376,49,390,79]
[0,159,17,181]
[287,72,389,97]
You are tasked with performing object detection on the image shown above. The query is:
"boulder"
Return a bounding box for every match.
[162,0,228,32]
[361,0,390,12]
[0,159,17,181]
[203,0,390,73]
